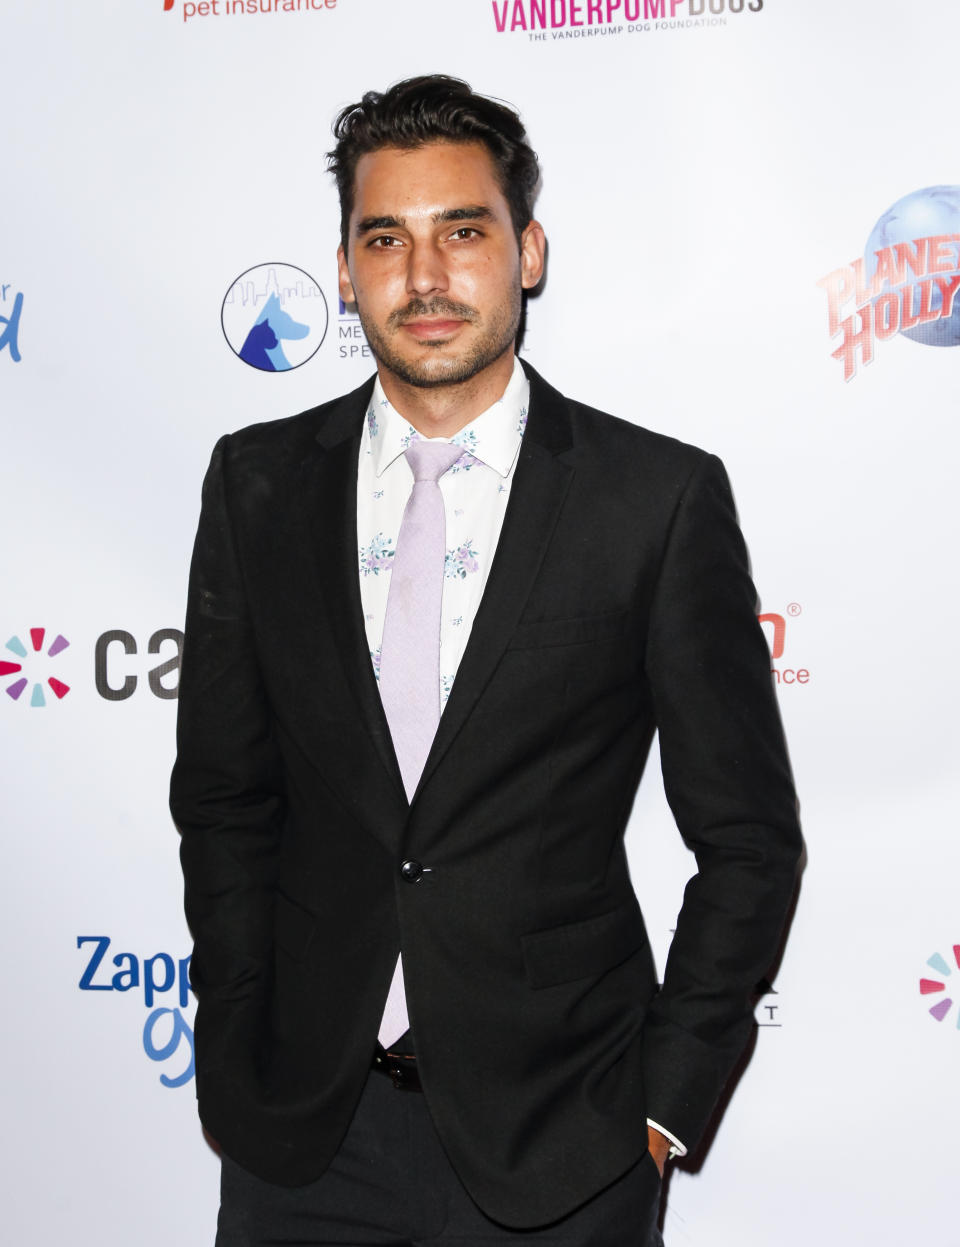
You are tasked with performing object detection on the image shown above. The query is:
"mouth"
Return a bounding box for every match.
[400,317,468,341]
[389,298,477,343]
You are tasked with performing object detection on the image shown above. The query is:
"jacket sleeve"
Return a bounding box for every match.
[640,452,802,1154]
[170,435,284,1077]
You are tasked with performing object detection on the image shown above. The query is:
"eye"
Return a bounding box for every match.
[450,227,481,241]
[368,235,402,249]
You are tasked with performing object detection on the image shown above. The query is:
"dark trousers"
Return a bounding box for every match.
[215,1069,664,1247]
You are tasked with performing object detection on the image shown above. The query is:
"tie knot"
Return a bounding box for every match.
[405,440,464,483]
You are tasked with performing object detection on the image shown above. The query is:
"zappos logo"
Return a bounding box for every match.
[2,628,70,706]
[78,937,195,1088]
[222,263,328,372]
[819,185,960,380]
[919,945,960,1030]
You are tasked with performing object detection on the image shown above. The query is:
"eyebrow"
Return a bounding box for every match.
[354,205,496,237]
[438,206,495,225]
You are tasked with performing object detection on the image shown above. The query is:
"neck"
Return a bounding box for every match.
[377,348,516,438]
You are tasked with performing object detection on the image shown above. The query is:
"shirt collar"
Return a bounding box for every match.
[365,356,529,480]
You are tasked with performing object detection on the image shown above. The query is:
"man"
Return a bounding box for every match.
[171,75,801,1246]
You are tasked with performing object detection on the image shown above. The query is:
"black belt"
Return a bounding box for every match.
[372,1044,422,1091]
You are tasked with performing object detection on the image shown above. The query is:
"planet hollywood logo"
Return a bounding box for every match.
[919,946,960,1031]
[2,629,70,707]
[758,604,809,688]
[164,0,339,25]
[222,264,328,373]
[491,0,762,40]
[78,936,195,1087]
[818,186,960,382]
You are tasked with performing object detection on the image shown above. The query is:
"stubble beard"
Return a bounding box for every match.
[356,286,522,390]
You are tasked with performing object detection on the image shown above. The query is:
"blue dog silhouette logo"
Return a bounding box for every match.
[239,293,309,371]
[222,263,328,372]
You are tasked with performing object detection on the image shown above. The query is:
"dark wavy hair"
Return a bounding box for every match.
[328,75,541,253]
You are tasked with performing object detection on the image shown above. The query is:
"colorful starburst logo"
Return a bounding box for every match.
[919,946,960,1028]
[1,628,70,706]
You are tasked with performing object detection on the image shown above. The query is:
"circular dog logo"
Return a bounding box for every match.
[222,263,329,372]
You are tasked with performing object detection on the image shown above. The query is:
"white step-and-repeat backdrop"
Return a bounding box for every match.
[4,1,958,1242]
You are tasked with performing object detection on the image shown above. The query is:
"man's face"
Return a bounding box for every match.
[337,141,544,390]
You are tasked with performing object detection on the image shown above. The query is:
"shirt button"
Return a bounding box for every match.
[400,860,424,883]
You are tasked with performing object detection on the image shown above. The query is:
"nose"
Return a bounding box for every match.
[406,239,448,296]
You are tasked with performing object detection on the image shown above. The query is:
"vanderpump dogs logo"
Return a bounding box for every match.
[2,629,70,706]
[490,0,762,39]
[78,937,195,1087]
[818,186,960,381]
[163,0,338,25]
[222,264,329,373]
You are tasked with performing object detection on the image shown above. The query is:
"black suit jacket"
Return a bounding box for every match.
[170,363,801,1228]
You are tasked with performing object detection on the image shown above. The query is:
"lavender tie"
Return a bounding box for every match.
[377,439,463,1046]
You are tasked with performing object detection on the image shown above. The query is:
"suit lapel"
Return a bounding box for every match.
[296,380,408,817]
[414,365,575,799]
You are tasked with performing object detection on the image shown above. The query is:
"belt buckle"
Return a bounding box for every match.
[376,1048,420,1092]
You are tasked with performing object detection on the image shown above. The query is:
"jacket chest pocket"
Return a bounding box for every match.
[507,610,629,652]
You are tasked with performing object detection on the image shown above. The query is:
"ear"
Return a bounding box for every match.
[519,220,546,291]
[337,244,357,305]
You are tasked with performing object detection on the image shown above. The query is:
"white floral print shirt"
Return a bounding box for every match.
[357,357,529,714]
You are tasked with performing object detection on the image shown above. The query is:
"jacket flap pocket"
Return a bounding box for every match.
[274,892,315,961]
[508,611,628,651]
[521,900,646,989]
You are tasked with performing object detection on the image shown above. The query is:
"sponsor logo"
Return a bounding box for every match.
[755,977,781,1027]
[818,186,960,381]
[94,629,183,701]
[920,946,960,1029]
[78,937,195,1087]
[758,603,809,688]
[166,0,338,24]
[1,282,23,362]
[3,627,182,706]
[222,263,328,373]
[337,293,372,362]
[490,0,762,40]
[2,629,70,706]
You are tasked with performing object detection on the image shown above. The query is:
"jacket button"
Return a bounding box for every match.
[400,859,424,883]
